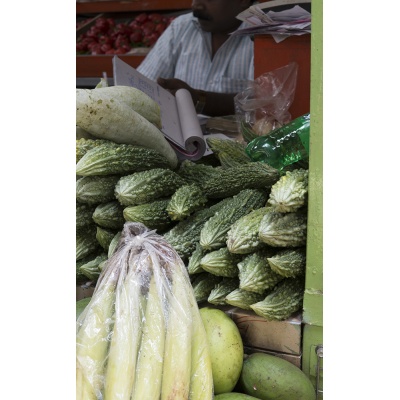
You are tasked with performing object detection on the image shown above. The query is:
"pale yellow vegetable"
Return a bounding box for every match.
[76,272,117,399]
[76,88,178,169]
[103,262,143,400]
[189,300,214,399]
[91,85,162,128]
[132,268,165,399]
[161,263,192,400]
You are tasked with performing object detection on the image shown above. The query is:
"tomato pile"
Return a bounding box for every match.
[76,13,174,55]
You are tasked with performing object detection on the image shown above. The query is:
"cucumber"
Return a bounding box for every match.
[239,352,316,400]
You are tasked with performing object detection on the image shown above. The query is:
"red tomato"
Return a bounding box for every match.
[95,17,110,33]
[82,37,96,45]
[86,26,101,38]
[76,42,87,53]
[154,22,167,34]
[87,40,100,50]
[143,32,159,47]
[114,34,130,49]
[134,13,149,24]
[98,35,112,45]
[100,43,112,53]
[141,21,156,35]
[106,18,115,26]
[130,30,143,44]
[148,13,163,23]
[90,44,104,54]
[129,20,141,30]
[114,22,130,35]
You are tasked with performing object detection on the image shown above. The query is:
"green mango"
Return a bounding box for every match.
[215,392,262,399]
[200,307,244,394]
[239,352,316,400]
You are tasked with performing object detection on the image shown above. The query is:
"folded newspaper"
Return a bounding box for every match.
[234,0,311,43]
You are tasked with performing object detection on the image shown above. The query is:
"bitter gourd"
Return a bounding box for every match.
[76,252,102,283]
[76,226,101,261]
[238,249,284,294]
[187,243,207,275]
[226,207,272,254]
[207,277,240,306]
[205,137,251,168]
[250,277,304,321]
[79,252,108,281]
[76,142,172,177]
[200,189,268,251]
[267,169,308,213]
[123,198,173,232]
[163,197,233,261]
[115,168,186,206]
[107,231,121,258]
[267,248,306,278]
[76,138,111,163]
[76,202,96,232]
[202,162,280,198]
[200,247,243,278]
[177,160,219,187]
[92,201,125,230]
[191,273,222,303]
[259,209,308,247]
[225,288,267,310]
[76,175,120,205]
[240,120,259,143]
[96,226,116,251]
[167,184,208,221]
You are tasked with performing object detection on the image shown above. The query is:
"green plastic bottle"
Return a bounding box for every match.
[245,113,310,171]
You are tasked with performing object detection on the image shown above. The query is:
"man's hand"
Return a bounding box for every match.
[157,77,236,117]
[157,77,199,103]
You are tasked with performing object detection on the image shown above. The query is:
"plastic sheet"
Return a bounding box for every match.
[76,222,214,400]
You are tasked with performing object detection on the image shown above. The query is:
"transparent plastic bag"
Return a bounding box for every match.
[234,62,298,143]
[76,222,214,400]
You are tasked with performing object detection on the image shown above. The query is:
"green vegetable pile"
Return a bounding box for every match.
[76,95,310,321]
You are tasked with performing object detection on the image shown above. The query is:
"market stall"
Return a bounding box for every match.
[75,0,323,398]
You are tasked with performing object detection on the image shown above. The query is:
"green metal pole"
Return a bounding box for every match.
[302,0,323,397]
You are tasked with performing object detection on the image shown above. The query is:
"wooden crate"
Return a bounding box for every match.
[76,54,145,78]
[226,307,303,355]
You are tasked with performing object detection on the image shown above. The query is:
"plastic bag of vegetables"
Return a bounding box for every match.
[76,222,214,400]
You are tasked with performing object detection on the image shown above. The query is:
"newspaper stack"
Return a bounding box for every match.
[233,0,311,43]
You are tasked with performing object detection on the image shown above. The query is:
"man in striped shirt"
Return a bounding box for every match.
[137,0,256,116]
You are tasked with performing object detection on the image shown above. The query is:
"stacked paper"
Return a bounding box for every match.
[233,1,311,43]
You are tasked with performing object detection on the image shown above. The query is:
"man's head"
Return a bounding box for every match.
[192,0,255,34]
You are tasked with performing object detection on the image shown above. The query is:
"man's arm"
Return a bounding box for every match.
[157,77,237,117]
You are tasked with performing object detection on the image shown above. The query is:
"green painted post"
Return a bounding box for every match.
[302,0,323,396]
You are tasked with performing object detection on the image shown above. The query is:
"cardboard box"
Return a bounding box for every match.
[226,308,302,355]
[243,346,302,369]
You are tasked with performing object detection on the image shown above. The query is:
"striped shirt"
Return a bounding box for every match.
[137,12,254,94]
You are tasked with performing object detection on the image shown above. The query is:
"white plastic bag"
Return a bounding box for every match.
[76,222,213,400]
